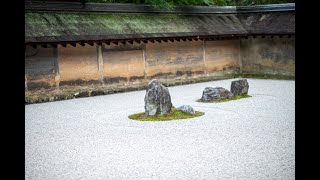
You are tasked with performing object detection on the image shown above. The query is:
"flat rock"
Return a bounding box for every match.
[144,79,172,115]
[231,79,249,96]
[201,87,233,102]
[176,105,195,114]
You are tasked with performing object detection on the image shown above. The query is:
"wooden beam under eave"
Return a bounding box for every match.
[112,41,118,45]
[162,39,168,42]
[169,39,174,42]
[88,42,94,46]
[79,42,85,46]
[121,41,126,45]
[135,40,141,44]
[61,43,67,47]
[149,40,155,43]
[142,40,148,43]
[128,41,133,44]
[70,43,77,47]
[104,42,110,45]
[51,44,58,48]
[41,44,47,48]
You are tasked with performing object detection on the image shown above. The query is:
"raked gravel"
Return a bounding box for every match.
[25,78,295,180]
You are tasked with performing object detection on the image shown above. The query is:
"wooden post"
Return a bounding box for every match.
[239,39,242,73]
[97,45,104,84]
[203,39,207,74]
[142,44,147,79]
[53,47,60,89]
[25,75,28,91]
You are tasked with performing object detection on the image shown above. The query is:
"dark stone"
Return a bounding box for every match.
[144,79,172,116]
[78,91,90,97]
[201,87,233,102]
[231,79,249,96]
[176,105,195,114]
[91,90,104,96]
[55,94,65,100]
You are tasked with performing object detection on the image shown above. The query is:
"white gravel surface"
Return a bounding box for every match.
[25,78,295,180]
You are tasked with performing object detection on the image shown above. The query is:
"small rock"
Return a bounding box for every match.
[91,90,104,96]
[78,91,90,97]
[201,87,233,102]
[145,79,172,116]
[231,79,249,96]
[49,97,54,102]
[177,105,195,114]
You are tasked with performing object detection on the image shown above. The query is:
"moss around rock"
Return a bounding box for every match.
[128,108,204,121]
[226,73,294,80]
[197,94,252,103]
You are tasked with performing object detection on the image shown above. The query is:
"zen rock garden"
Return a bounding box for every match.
[129,78,250,121]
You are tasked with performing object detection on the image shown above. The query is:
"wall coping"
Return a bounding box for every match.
[25,1,295,14]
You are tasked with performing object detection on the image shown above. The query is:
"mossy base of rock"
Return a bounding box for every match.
[197,94,252,103]
[227,73,294,80]
[128,108,204,121]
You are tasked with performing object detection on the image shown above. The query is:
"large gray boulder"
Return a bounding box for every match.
[176,105,195,114]
[201,87,233,102]
[231,79,249,96]
[144,79,172,116]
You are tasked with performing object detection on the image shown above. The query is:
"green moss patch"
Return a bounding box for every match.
[226,73,295,80]
[197,94,252,103]
[128,108,204,121]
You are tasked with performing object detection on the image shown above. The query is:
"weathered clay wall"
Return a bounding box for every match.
[25,46,57,90]
[58,45,99,86]
[205,40,240,73]
[240,36,295,75]
[103,43,145,83]
[145,41,205,78]
[25,37,295,93]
